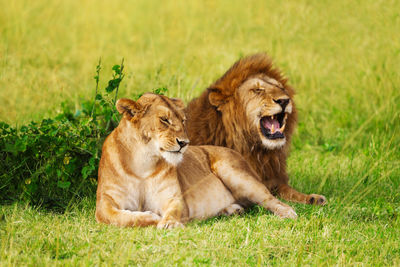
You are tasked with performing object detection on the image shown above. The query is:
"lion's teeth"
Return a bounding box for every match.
[283,114,288,124]
[280,124,285,132]
[271,124,275,133]
[271,115,275,120]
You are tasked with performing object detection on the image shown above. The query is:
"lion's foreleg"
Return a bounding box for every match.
[277,184,327,205]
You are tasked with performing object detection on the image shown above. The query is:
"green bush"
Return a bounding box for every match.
[0,60,129,211]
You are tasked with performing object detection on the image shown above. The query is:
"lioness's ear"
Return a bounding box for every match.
[170,98,185,110]
[208,89,227,108]
[116,98,141,119]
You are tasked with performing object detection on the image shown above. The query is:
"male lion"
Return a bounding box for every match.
[96,93,297,228]
[185,54,326,205]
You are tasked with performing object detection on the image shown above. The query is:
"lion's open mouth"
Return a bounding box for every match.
[260,112,287,140]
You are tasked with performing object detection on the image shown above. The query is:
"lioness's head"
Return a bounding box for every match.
[208,53,297,150]
[116,93,189,165]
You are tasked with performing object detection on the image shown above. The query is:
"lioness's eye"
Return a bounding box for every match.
[160,117,170,124]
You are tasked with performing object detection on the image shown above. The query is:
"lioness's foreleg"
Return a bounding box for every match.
[149,174,186,229]
[211,153,297,219]
[96,198,160,227]
[156,197,185,229]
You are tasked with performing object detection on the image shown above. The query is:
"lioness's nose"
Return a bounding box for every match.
[273,98,289,110]
[176,138,189,148]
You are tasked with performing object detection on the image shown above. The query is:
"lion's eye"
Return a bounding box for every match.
[253,88,264,94]
[160,117,170,125]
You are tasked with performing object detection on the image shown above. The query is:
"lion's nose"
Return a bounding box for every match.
[273,98,289,110]
[176,138,189,148]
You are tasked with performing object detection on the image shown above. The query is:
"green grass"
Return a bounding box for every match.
[1,0,400,265]
[1,200,399,266]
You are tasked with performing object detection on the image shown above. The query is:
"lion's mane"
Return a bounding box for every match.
[185,54,298,191]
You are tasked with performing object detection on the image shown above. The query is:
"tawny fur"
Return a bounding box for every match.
[185,53,326,205]
[95,93,297,228]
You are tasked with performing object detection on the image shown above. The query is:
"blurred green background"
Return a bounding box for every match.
[2,0,399,126]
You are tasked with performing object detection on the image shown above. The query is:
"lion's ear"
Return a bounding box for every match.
[208,89,227,108]
[170,98,185,110]
[116,98,141,120]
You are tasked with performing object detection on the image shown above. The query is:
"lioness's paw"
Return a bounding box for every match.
[220,204,244,216]
[274,205,298,219]
[144,211,162,221]
[157,220,184,229]
[308,194,327,206]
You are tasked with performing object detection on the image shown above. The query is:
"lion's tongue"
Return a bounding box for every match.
[263,118,280,133]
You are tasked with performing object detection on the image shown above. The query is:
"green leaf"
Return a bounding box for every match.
[153,87,168,95]
[105,81,116,93]
[0,122,10,129]
[57,181,71,189]
[112,64,121,74]
[82,165,94,179]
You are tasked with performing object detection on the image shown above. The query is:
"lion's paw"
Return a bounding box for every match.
[157,220,184,229]
[308,194,327,206]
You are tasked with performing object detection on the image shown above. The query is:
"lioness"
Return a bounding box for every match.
[96,93,297,228]
[185,54,326,205]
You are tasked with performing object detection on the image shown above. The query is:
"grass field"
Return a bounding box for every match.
[1,0,400,265]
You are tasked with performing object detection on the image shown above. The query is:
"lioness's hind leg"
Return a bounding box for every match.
[210,150,297,219]
[96,200,161,227]
[219,204,244,216]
